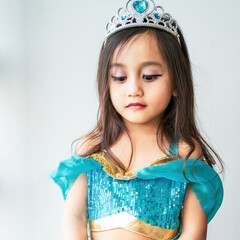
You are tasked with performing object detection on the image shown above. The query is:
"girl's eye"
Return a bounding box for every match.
[143,74,163,81]
[111,76,126,82]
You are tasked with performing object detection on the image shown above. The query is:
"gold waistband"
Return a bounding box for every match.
[89,212,179,240]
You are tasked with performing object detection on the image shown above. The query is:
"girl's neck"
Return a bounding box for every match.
[123,118,162,142]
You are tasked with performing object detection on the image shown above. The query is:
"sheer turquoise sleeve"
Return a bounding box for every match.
[49,154,101,200]
[136,158,224,224]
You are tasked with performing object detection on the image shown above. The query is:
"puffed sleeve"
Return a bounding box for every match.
[49,154,101,200]
[136,158,224,224]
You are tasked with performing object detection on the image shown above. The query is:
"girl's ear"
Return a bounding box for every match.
[173,89,177,97]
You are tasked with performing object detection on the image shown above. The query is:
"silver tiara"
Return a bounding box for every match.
[104,0,180,45]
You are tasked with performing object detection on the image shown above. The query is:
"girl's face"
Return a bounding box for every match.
[109,32,177,127]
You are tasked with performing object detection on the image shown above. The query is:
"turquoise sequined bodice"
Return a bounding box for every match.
[87,168,187,229]
[87,136,187,229]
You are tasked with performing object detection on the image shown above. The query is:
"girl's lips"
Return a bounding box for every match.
[127,102,147,107]
[127,105,147,109]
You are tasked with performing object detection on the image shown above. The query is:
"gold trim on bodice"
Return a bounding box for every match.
[87,150,178,180]
[89,211,179,240]
[87,150,136,179]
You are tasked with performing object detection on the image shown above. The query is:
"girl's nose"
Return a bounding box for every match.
[127,75,143,97]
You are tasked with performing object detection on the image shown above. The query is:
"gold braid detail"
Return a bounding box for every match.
[87,150,178,180]
[87,151,136,179]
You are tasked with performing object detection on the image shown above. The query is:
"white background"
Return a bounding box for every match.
[0,0,239,239]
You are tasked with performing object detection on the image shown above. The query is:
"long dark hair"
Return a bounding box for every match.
[71,26,224,177]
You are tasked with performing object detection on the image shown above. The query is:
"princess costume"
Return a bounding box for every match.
[50,135,223,239]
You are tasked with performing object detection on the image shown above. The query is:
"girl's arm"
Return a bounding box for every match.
[62,171,88,240]
[178,140,208,240]
[178,184,208,240]
[62,136,100,240]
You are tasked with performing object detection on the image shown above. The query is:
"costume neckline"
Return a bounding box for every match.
[88,150,179,180]
[94,133,179,179]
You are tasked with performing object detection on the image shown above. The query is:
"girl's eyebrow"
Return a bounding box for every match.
[109,61,164,69]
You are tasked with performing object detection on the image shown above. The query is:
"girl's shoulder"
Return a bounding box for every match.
[178,138,204,161]
[74,135,102,156]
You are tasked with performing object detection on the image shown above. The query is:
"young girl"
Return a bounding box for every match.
[50,0,224,239]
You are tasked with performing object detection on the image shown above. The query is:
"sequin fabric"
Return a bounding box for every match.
[87,166,187,229]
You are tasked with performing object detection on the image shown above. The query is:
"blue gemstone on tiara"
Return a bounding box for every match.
[121,15,126,20]
[133,0,148,13]
[154,13,160,19]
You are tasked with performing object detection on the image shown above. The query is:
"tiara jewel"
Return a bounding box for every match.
[104,0,180,45]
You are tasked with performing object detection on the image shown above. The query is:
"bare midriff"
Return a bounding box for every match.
[91,228,155,240]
